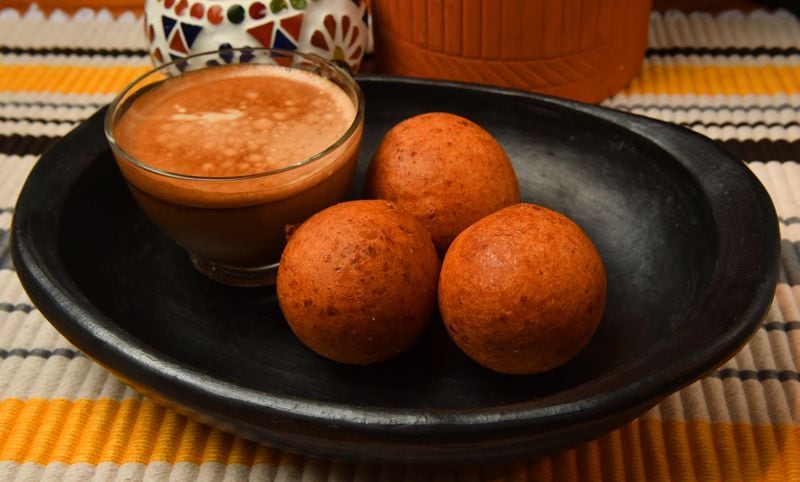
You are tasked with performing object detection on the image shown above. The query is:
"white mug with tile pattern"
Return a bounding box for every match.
[144,0,369,72]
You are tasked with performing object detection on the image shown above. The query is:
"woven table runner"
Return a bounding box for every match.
[1,6,800,481]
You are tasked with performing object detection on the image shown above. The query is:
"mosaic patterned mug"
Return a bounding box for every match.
[144,0,369,72]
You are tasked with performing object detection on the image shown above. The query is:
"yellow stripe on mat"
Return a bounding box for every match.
[1,64,799,96]
[0,65,150,94]
[627,64,800,95]
[1,398,800,480]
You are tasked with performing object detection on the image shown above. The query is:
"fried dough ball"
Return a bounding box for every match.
[277,200,439,365]
[438,203,606,375]
[365,112,520,254]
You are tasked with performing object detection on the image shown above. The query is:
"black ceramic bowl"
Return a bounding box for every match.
[12,76,779,463]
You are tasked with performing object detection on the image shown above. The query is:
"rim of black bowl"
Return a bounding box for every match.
[11,75,780,461]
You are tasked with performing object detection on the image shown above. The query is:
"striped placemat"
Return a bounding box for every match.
[1,6,800,481]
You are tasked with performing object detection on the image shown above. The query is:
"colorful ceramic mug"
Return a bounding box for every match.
[144,0,369,72]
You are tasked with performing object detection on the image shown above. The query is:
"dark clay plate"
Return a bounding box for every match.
[12,76,779,463]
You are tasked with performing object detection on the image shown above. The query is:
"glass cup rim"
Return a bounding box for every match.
[103,47,365,182]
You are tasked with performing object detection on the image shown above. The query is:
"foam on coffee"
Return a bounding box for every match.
[114,63,356,178]
[109,61,363,269]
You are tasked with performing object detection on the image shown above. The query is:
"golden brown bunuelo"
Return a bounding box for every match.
[439,204,606,375]
[365,112,519,254]
[277,200,440,365]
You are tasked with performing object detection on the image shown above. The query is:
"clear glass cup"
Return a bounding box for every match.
[104,48,365,286]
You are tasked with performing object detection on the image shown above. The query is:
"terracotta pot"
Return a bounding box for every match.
[371,0,651,103]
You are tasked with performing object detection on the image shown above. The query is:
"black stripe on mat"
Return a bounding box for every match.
[646,46,800,57]
[0,347,82,360]
[683,121,800,130]
[714,368,800,382]
[0,207,13,214]
[0,100,103,109]
[781,217,800,225]
[616,103,797,113]
[0,46,148,57]
[0,116,79,125]
[0,228,12,271]
[0,134,60,156]
[780,240,800,287]
[719,139,800,162]
[0,302,35,314]
[763,321,800,332]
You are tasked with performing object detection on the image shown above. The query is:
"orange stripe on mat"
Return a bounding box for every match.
[1,399,799,479]
[1,64,799,96]
[0,65,150,94]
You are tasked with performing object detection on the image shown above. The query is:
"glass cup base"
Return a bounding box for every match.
[190,254,279,287]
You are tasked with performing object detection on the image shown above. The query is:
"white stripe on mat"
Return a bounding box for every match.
[781,225,800,245]
[0,155,38,207]
[749,162,800,221]
[604,93,800,109]
[0,271,27,304]
[1,120,76,137]
[624,105,800,125]
[645,55,800,66]
[0,308,70,353]
[0,92,115,107]
[0,104,97,122]
[0,460,627,482]
[0,461,311,482]
[0,15,144,51]
[648,10,800,49]
[0,346,141,402]
[692,124,800,141]
[639,364,797,426]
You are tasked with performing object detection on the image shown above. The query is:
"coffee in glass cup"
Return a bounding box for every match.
[105,49,364,286]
